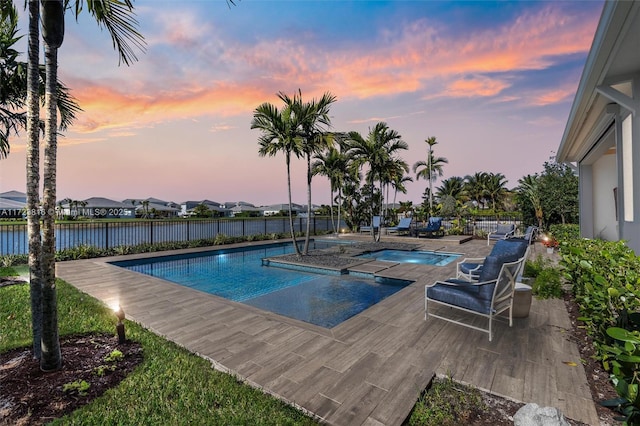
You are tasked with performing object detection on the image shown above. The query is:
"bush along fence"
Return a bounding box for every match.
[559,232,640,424]
[0,217,343,256]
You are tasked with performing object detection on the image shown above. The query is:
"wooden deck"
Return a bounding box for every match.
[55,236,599,425]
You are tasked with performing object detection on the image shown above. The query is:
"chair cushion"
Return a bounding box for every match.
[496,223,514,234]
[427,282,494,314]
[478,255,501,282]
[490,238,528,262]
[459,262,482,276]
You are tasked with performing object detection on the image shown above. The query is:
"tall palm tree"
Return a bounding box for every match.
[381,157,409,220]
[312,145,344,234]
[0,4,79,159]
[518,174,543,228]
[484,172,508,211]
[348,122,408,241]
[412,137,448,213]
[251,98,303,256]
[26,0,144,369]
[464,172,488,209]
[289,90,336,254]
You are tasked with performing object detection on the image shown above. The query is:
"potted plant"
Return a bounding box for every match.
[542,237,559,253]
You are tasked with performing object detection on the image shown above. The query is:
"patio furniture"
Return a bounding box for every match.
[425,254,526,341]
[360,216,381,233]
[457,237,529,281]
[487,223,516,245]
[512,282,532,318]
[521,225,538,244]
[415,216,444,238]
[386,217,413,235]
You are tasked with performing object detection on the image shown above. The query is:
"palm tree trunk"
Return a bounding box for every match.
[26,0,42,360]
[337,187,342,235]
[40,41,62,372]
[303,153,311,255]
[329,186,335,234]
[286,153,300,256]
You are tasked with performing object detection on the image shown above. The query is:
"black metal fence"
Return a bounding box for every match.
[0,215,524,256]
[0,216,342,256]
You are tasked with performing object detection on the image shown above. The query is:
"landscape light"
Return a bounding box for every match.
[114,305,126,344]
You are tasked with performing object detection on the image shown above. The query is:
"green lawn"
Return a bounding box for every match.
[0,274,318,425]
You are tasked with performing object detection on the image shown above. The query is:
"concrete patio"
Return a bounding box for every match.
[55,235,600,425]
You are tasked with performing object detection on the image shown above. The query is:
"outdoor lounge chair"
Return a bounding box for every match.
[522,225,538,244]
[415,216,444,238]
[457,237,529,281]
[487,223,515,245]
[360,216,381,233]
[386,217,413,235]
[425,254,526,341]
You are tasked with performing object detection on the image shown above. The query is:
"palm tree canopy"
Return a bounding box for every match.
[71,0,146,66]
[0,2,81,159]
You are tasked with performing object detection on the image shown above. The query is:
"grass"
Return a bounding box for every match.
[0,270,318,425]
[407,376,486,426]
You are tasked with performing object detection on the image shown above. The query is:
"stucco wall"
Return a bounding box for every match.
[592,152,618,241]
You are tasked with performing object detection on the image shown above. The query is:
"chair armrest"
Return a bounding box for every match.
[457,257,485,264]
[432,278,496,287]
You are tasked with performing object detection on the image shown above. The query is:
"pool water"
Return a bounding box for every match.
[357,249,461,266]
[112,241,412,328]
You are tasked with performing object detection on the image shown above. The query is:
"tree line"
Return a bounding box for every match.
[251,90,579,244]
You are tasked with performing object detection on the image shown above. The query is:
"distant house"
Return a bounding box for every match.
[0,190,27,204]
[123,198,180,218]
[180,200,229,217]
[556,1,640,252]
[0,190,27,218]
[262,203,303,216]
[226,201,263,217]
[60,197,135,218]
[0,197,26,218]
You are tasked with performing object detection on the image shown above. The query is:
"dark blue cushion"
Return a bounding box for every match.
[478,255,501,282]
[490,238,527,263]
[459,262,482,276]
[427,282,494,314]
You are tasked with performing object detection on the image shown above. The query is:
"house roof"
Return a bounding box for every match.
[0,190,27,199]
[557,1,640,162]
[0,197,25,209]
[136,202,179,212]
[81,197,131,208]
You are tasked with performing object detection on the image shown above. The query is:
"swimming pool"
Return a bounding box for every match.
[357,249,461,266]
[112,241,412,328]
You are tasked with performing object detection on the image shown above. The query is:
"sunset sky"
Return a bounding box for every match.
[0,0,604,207]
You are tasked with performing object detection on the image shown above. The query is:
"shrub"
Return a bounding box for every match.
[523,255,547,279]
[532,267,563,299]
[549,223,580,243]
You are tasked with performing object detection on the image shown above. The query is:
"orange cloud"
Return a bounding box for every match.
[61,4,599,136]
[443,76,511,98]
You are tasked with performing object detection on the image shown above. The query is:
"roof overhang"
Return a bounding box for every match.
[557,0,640,163]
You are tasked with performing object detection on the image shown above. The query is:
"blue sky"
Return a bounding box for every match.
[0,0,604,206]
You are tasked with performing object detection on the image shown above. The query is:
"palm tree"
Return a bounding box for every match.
[464,172,488,209]
[412,137,448,213]
[484,172,508,211]
[348,122,408,241]
[26,0,144,370]
[518,174,543,228]
[290,90,336,254]
[0,3,79,160]
[312,146,344,234]
[251,97,303,256]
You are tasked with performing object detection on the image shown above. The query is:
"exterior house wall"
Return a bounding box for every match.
[557,1,640,253]
[592,152,618,241]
